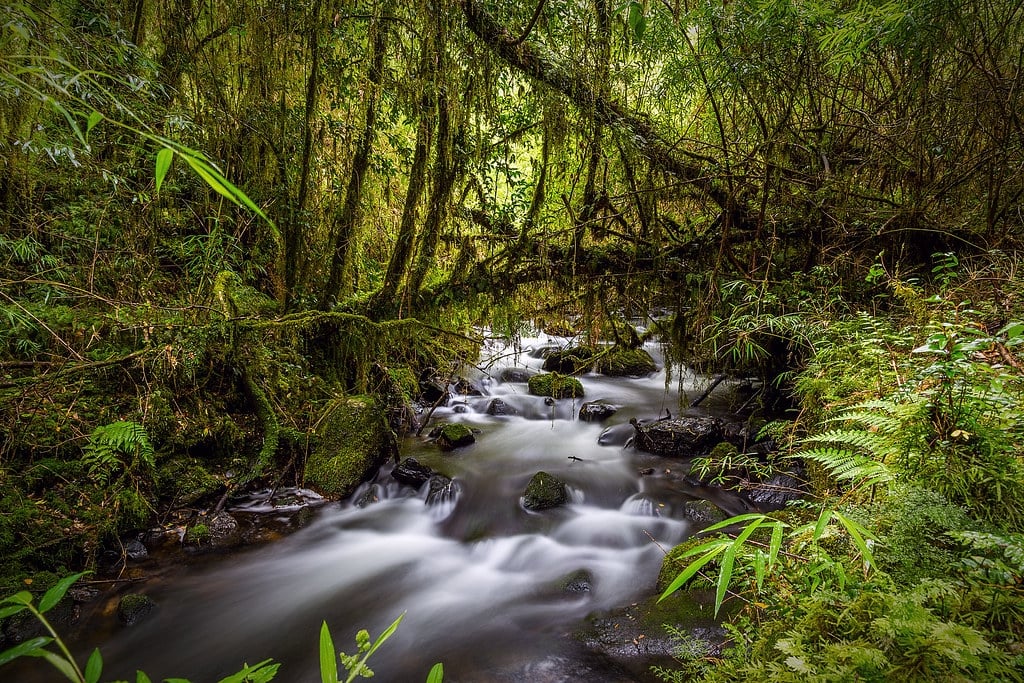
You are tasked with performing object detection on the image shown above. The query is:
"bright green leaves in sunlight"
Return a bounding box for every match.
[626,1,647,40]
[155,147,173,194]
[659,508,879,616]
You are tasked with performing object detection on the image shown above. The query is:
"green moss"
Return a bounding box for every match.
[436,423,475,450]
[709,441,739,460]
[658,537,711,592]
[185,523,211,544]
[523,471,568,510]
[527,372,584,399]
[156,458,222,506]
[304,396,396,498]
[542,346,597,374]
[594,347,658,376]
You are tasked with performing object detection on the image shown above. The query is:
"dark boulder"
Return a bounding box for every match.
[453,376,486,397]
[426,475,459,506]
[522,471,569,511]
[392,457,436,488]
[485,398,519,416]
[498,367,535,383]
[632,417,727,457]
[745,470,807,509]
[578,400,619,422]
[117,593,156,626]
[542,346,597,374]
[124,539,148,561]
[597,423,636,446]
[419,379,449,405]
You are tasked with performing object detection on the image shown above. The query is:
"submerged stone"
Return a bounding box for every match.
[392,457,436,488]
[522,471,568,511]
[485,398,519,416]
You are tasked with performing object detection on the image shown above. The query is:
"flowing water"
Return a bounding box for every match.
[19,336,750,682]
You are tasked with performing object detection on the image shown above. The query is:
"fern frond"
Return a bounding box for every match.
[801,447,894,487]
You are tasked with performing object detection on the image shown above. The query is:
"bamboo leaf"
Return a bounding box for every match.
[39,572,87,613]
[136,671,153,683]
[155,148,173,194]
[426,662,444,683]
[320,621,338,683]
[3,590,33,606]
[769,522,783,569]
[40,650,81,682]
[715,543,737,616]
[86,110,102,136]
[85,648,103,683]
[658,544,727,601]
[812,507,831,543]
[0,637,52,667]
[0,604,27,619]
[833,510,876,572]
[701,513,768,535]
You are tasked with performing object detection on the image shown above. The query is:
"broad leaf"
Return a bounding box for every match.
[426,662,444,683]
[0,636,52,667]
[155,148,174,194]
[85,648,103,683]
[320,621,338,683]
[658,544,727,600]
[39,571,88,613]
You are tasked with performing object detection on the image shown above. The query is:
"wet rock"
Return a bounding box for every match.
[426,475,459,506]
[526,344,561,359]
[528,373,584,399]
[355,484,383,508]
[185,512,242,549]
[498,367,535,383]
[125,539,148,561]
[523,471,568,511]
[117,593,157,626]
[392,457,436,488]
[453,376,486,397]
[632,417,727,457]
[576,594,726,680]
[578,400,620,422]
[486,398,519,416]
[681,499,728,525]
[542,346,597,374]
[419,378,449,405]
[432,423,476,450]
[558,569,593,594]
[597,423,635,446]
[746,470,807,509]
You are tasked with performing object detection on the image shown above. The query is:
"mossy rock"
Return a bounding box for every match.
[708,441,740,460]
[304,396,397,499]
[156,457,222,506]
[542,346,597,374]
[435,423,476,451]
[594,347,658,376]
[117,593,157,626]
[528,373,584,399]
[523,471,568,510]
[658,537,715,593]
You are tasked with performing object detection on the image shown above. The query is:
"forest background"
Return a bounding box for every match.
[1,0,1023,679]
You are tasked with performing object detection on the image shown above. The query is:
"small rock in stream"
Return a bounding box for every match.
[522,471,569,511]
[117,593,157,626]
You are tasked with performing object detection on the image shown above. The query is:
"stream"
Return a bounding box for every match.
[19,336,752,682]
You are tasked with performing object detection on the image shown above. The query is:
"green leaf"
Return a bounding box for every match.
[39,571,88,613]
[715,543,737,616]
[86,110,103,137]
[833,510,876,572]
[217,660,279,683]
[0,604,28,619]
[998,322,1024,340]
[85,648,103,683]
[0,636,52,667]
[3,590,34,606]
[136,671,153,683]
[40,650,81,682]
[155,148,174,194]
[700,513,769,535]
[769,522,783,569]
[812,507,831,543]
[658,544,727,601]
[627,2,646,39]
[320,621,338,683]
[182,153,277,240]
[754,550,766,590]
[426,662,444,683]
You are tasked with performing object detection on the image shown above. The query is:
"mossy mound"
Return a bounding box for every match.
[594,347,657,376]
[117,593,157,626]
[156,458,222,507]
[435,423,476,451]
[658,536,714,593]
[304,396,397,498]
[523,471,569,510]
[528,373,585,399]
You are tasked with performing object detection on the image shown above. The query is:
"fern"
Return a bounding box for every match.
[83,421,155,486]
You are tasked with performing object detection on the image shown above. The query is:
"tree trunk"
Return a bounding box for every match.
[321,18,388,309]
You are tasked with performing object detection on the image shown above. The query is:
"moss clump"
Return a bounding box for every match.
[528,372,584,399]
[658,536,712,592]
[117,593,157,626]
[156,458,222,506]
[435,423,475,451]
[304,396,397,498]
[595,347,658,376]
[184,523,211,544]
[523,471,569,510]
